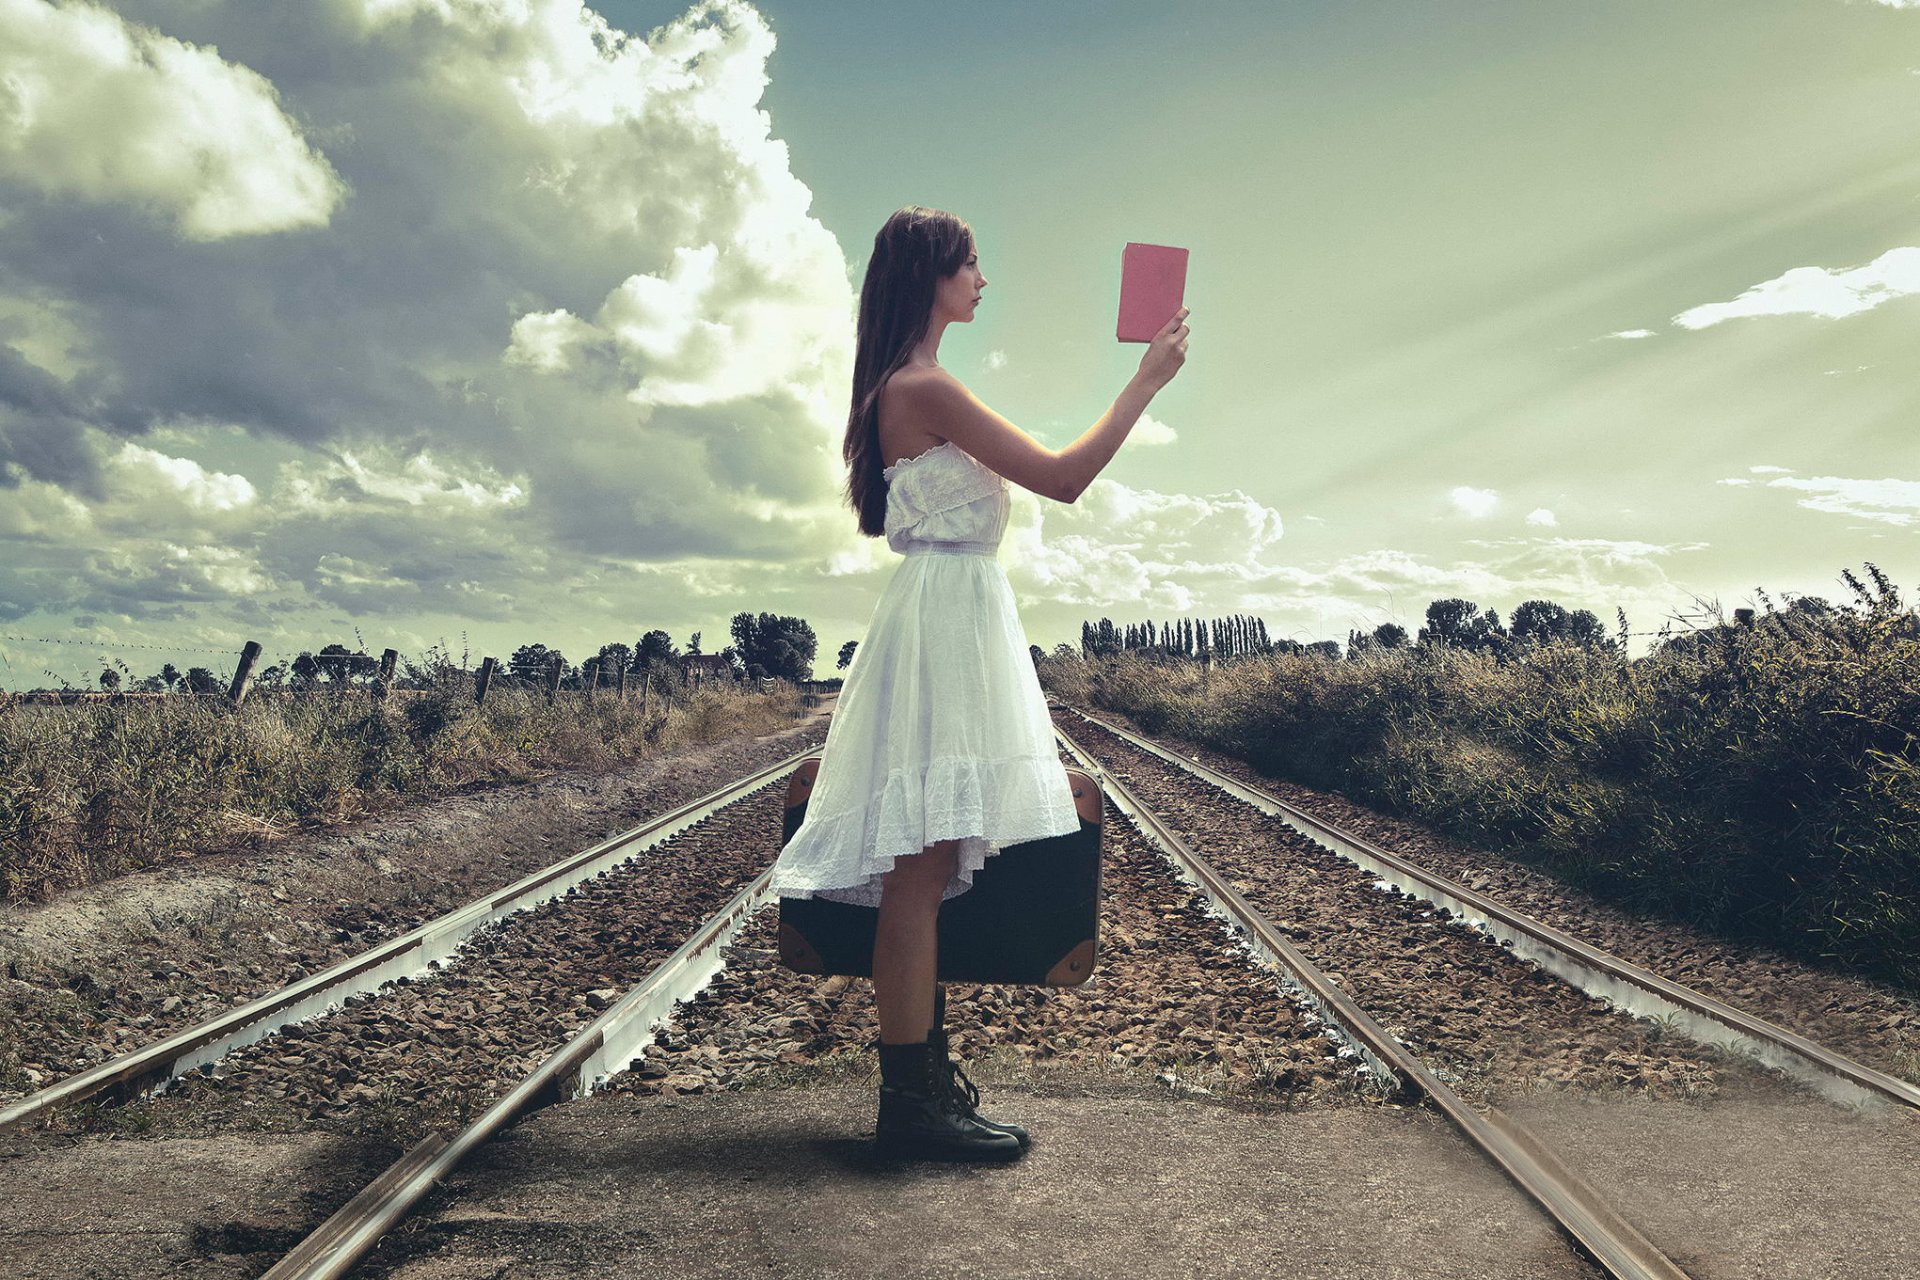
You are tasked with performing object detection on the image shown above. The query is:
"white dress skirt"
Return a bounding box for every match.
[769,440,1082,908]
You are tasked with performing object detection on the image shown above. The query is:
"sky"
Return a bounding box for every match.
[1,0,1917,688]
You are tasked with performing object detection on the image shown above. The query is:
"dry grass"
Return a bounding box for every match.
[0,661,808,903]
[1039,581,1920,987]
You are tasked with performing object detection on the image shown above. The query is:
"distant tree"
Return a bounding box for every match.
[687,630,703,655]
[1509,600,1572,646]
[509,643,561,686]
[1510,600,1608,650]
[291,653,320,688]
[633,631,677,670]
[1563,609,1608,650]
[1029,643,1044,666]
[160,662,181,693]
[730,612,817,682]
[1080,616,1130,657]
[1372,622,1410,650]
[837,640,858,670]
[186,666,219,695]
[1050,642,1077,661]
[98,667,120,692]
[1418,598,1505,652]
[314,643,373,684]
[1305,640,1341,660]
[582,642,634,687]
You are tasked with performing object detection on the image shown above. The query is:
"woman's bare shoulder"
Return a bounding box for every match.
[879,366,953,457]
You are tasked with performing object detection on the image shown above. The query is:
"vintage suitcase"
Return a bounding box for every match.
[776,757,1104,986]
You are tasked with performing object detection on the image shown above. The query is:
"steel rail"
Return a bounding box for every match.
[263,865,780,1279]
[1067,705,1920,1113]
[0,746,816,1132]
[1054,723,1692,1280]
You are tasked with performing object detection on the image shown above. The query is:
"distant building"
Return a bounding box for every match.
[681,654,734,685]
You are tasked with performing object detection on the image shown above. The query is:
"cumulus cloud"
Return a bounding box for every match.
[1129,412,1178,446]
[1525,507,1557,527]
[1004,478,1284,612]
[1672,247,1920,329]
[0,0,857,648]
[997,476,1694,651]
[1722,467,1920,526]
[1449,485,1499,518]
[0,0,345,241]
[108,442,257,513]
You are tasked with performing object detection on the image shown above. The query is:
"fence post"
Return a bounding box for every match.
[475,656,496,706]
[547,655,563,704]
[616,666,628,699]
[376,648,398,700]
[227,640,262,706]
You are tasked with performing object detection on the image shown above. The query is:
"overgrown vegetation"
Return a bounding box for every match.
[0,643,809,903]
[1040,566,1920,987]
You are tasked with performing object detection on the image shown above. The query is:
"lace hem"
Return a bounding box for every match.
[770,752,1081,908]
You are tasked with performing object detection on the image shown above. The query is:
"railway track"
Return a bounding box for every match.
[8,707,1913,1277]
[0,746,817,1134]
[265,722,1706,1280]
[1061,704,1920,1112]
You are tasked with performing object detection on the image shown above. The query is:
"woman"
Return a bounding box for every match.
[770,205,1190,1160]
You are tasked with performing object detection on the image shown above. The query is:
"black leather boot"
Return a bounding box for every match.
[875,1037,1023,1161]
[928,984,1031,1150]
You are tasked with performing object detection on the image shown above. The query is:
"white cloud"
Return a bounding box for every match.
[1672,246,1920,329]
[1525,507,1557,527]
[1007,501,1696,653]
[1450,485,1499,518]
[1004,478,1283,611]
[1129,412,1178,446]
[984,349,1008,371]
[272,449,527,515]
[0,0,858,641]
[1725,472,1920,526]
[1606,329,1655,340]
[0,0,345,240]
[1750,464,1792,474]
[109,442,256,513]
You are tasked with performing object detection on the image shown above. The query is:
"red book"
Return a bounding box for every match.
[1117,241,1188,343]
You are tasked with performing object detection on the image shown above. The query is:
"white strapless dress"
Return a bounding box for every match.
[768,440,1081,908]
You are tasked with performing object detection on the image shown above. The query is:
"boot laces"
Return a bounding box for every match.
[940,1053,982,1115]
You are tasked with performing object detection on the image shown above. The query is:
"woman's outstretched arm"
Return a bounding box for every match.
[902,307,1190,504]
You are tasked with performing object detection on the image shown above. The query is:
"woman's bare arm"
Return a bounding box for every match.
[902,307,1190,504]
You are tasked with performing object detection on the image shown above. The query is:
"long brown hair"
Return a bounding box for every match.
[844,205,975,537]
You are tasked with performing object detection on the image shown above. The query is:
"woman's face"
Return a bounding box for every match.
[932,242,986,324]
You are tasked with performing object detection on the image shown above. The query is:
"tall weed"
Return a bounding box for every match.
[1043,583,1920,985]
[0,662,806,902]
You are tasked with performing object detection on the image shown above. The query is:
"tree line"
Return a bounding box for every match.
[70,611,821,696]
[1075,596,1617,664]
